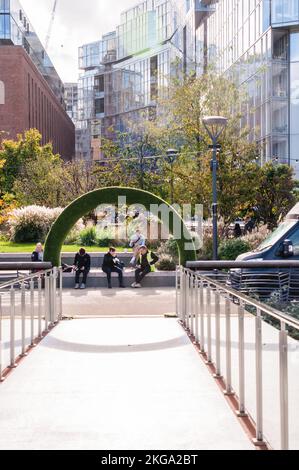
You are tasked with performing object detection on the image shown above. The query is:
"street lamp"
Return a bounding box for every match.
[166,148,179,204]
[203,116,228,260]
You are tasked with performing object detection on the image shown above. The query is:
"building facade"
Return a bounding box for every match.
[64,82,78,123]
[0,0,75,160]
[77,0,214,160]
[199,0,299,176]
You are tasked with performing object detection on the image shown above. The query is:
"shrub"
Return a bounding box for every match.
[79,226,97,246]
[218,238,251,261]
[156,254,176,271]
[95,227,115,247]
[157,237,178,262]
[8,206,84,244]
[64,223,85,245]
[197,237,214,260]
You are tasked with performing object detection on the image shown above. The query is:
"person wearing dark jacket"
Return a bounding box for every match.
[73,248,91,289]
[102,247,125,289]
[31,243,44,262]
[131,245,159,288]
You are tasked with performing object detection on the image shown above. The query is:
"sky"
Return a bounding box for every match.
[21,0,136,82]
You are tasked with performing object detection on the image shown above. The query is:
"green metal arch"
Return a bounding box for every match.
[44,187,197,267]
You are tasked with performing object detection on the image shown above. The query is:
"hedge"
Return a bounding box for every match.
[44,187,197,267]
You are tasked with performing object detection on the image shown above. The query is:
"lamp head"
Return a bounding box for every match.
[203,116,228,141]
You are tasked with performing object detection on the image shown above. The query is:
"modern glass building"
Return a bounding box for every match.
[77,0,215,160]
[0,0,65,105]
[64,82,78,123]
[199,0,299,176]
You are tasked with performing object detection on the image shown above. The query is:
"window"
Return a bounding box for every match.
[95,98,104,116]
[0,80,5,104]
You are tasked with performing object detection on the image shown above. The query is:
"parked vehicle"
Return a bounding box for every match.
[229,204,299,300]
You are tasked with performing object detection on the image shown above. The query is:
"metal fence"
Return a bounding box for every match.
[0,267,63,382]
[186,260,299,302]
[176,266,299,450]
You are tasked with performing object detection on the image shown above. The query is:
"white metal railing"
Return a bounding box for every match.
[176,266,299,450]
[0,267,63,381]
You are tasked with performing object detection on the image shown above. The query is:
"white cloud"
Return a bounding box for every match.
[21,0,136,82]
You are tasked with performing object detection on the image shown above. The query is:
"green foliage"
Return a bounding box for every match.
[157,238,179,261]
[218,239,251,260]
[95,227,116,248]
[0,129,59,195]
[44,187,197,267]
[260,293,299,341]
[156,254,176,271]
[255,163,296,229]
[197,236,214,261]
[78,226,97,247]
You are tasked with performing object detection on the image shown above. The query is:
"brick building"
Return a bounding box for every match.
[0,46,75,160]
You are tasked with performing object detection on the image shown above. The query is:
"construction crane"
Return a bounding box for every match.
[45,0,58,51]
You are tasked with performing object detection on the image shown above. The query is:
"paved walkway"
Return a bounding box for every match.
[0,316,253,450]
[61,287,177,317]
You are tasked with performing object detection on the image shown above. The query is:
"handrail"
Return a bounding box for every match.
[183,268,299,331]
[0,267,63,382]
[0,262,53,271]
[186,260,299,269]
[176,266,298,450]
[0,268,54,291]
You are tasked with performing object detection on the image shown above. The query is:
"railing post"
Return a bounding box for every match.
[30,279,35,346]
[206,284,212,364]
[186,272,190,331]
[237,301,247,416]
[59,267,63,321]
[181,270,184,324]
[45,273,50,331]
[200,279,205,353]
[176,266,179,318]
[38,276,42,338]
[224,296,233,395]
[21,281,26,356]
[214,288,222,378]
[0,294,3,381]
[190,274,194,337]
[49,270,53,324]
[194,276,199,344]
[52,267,57,323]
[255,308,264,445]
[10,286,16,368]
[179,268,183,323]
[279,321,289,450]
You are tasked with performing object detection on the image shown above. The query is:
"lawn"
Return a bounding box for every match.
[0,242,130,254]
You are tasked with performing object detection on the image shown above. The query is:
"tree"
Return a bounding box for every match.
[255,163,296,229]
[13,154,67,208]
[0,129,60,194]
[144,71,262,224]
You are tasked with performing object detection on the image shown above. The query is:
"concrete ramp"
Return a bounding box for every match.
[0,317,253,450]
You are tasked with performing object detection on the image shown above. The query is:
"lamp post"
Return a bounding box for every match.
[202,116,228,260]
[166,148,179,204]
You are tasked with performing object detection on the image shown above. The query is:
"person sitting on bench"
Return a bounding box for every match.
[73,248,91,290]
[131,245,159,288]
[102,247,125,289]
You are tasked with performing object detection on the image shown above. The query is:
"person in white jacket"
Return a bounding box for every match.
[129,229,145,266]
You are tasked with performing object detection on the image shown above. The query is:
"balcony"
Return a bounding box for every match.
[195,0,217,28]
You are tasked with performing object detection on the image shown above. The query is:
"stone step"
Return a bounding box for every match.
[0,270,176,288]
[63,270,176,288]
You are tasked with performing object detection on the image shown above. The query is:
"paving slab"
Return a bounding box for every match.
[0,317,253,450]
